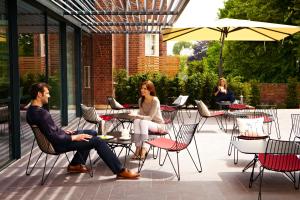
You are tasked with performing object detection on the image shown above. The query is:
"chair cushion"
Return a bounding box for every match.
[111,98,124,109]
[196,100,211,117]
[160,105,176,111]
[237,117,266,137]
[100,115,113,121]
[81,104,102,123]
[148,130,168,136]
[209,110,225,117]
[146,138,188,151]
[258,154,300,171]
[229,104,247,110]
[250,115,273,123]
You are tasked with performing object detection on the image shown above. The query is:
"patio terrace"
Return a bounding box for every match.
[0,109,299,200]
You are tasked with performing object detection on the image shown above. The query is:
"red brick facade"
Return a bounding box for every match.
[92,34,113,106]
[92,33,167,106]
[259,83,300,106]
[259,83,288,105]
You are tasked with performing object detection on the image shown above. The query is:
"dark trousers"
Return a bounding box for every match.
[55,130,123,174]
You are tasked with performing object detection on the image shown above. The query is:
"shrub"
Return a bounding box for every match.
[249,80,260,106]
[286,77,299,108]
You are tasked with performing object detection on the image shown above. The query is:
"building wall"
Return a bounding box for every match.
[259,83,287,105]
[259,83,300,106]
[92,34,113,106]
[112,34,126,71]
[91,33,167,106]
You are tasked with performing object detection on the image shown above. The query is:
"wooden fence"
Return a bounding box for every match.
[137,56,179,77]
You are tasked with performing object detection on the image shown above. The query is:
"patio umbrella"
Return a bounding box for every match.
[163,18,300,76]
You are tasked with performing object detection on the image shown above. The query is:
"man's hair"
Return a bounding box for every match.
[29,82,51,100]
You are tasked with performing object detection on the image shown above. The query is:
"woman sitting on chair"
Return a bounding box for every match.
[129,80,165,159]
[214,77,235,103]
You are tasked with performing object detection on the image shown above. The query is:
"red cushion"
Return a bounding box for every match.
[147,138,188,151]
[122,104,130,108]
[148,130,168,136]
[258,154,300,171]
[209,111,225,117]
[249,115,273,123]
[229,104,247,110]
[160,105,176,111]
[100,115,113,121]
[237,135,268,140]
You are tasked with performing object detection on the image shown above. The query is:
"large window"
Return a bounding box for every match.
[145,34,159,56]
[66,26,76,122]
[0,0,11,167]
[47,16,61,117]
[18,0,46,155]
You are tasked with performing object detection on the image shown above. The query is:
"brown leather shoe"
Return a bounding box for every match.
[67,164,90,173]
[117,168,140,179]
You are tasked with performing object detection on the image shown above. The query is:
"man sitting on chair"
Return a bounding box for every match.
[26,82,139,179]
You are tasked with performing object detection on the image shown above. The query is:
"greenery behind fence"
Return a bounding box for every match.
[113,69,272,108]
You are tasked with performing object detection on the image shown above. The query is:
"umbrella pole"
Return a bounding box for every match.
[218,32,226,77]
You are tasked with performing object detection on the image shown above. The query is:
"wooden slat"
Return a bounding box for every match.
[137,56,179,77]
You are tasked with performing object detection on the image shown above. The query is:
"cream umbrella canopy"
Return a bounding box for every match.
[163,18,300,76]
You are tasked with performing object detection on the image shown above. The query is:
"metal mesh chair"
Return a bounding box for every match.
[228,111,270,166]
[78,104,104,134]
[195,100,225,132]
[255,105,280,139]
[148,108,178,159]
[106,96,128,114]
[26,125,93,185]
[172,95,189,123]
[255,139,300,200]
[289,114,300,141]
[139,123,202,180]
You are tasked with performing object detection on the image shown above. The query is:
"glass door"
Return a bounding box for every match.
[0,0,12,167]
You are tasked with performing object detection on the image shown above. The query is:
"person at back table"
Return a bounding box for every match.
[214,77,235,103]
[129,80,165,159]
[26,82,139,179]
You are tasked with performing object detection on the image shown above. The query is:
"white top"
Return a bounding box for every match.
[138,97,164,124]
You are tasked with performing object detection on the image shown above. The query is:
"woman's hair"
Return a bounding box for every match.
[140,80,156,105]
[218,77,227,89]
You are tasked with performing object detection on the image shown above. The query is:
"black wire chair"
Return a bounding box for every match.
[289,114,300,141]
[254,139,300,200]
[195,100,225,132]
[78,104,103,134]
[26,125,93,185]
[228,110,270,166]
[139,123,202,180]
[148,108,178,159]
[255,105,280,139]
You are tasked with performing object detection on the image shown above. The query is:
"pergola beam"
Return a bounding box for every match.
[50,0,190,33]
[64,10,178,15]
[83,22,171,26]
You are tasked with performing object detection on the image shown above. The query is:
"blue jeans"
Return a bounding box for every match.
[55,129,123,174]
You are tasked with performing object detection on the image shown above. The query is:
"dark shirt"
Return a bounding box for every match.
[26,105,71,147]
[214,86,235,103]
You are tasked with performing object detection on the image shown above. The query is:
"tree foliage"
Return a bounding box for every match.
[188,41,209,61]
[217,0,300,82]
[172,41,192,55]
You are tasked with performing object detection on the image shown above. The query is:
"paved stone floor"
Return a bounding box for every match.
[0,109,299,200]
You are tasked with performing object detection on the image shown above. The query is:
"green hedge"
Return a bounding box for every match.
[114,69,259,108]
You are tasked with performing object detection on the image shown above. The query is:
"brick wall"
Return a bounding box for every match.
[159,34,167,56]
[129,34,145,75]
[259,83,288,105]
[112,34,126,71]
[48,33,60,76]
[92,34,113,106]
[91,32,167,106]
[259,83,300,105]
